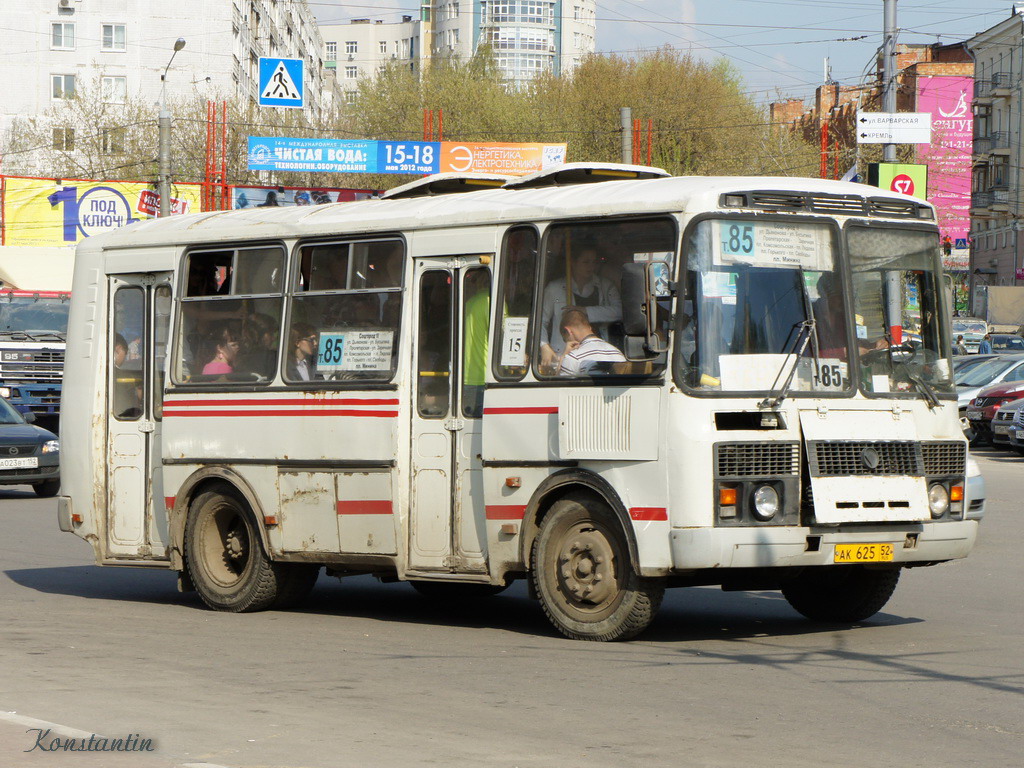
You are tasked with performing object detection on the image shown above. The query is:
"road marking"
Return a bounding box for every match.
[0,711,95,739]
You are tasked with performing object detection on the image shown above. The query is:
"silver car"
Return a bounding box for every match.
[992,397,1024,448]
[956,353,1024,437]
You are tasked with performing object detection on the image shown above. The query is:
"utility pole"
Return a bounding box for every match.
[882,0,898,163]
[620,107,632,164]
[158,38,186,217]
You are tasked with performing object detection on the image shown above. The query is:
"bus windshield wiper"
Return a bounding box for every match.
[760,319,816,410]
[881,331,940,410]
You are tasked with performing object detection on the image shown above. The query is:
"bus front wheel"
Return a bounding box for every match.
[185,486,317,612]
[781,565,900,623]
[532,496,664,641]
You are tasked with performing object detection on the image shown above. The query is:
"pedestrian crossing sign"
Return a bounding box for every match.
[258,57,304,108]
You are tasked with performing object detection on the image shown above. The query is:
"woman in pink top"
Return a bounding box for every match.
[202,325,241,375]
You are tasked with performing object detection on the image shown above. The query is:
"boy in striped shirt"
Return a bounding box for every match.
[558,308,626,376]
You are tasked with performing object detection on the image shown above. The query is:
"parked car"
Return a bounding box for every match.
[953,353,1000,374]
[989,334,1024,352]
[966,381,1024,444]
[956,353,1024,438]
[0,395,59,496]
[991,397,1024,447]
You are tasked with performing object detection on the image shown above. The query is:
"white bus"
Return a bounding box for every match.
[58,164,980,641]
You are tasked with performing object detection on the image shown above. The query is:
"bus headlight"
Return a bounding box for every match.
[0,387,10,398]
[42,440,59,454]
[753,485,780,520]
[928,483,949,518]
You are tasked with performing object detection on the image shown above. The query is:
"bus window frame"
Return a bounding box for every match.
[492,223,541,383]
[672,211,855,400]
[528,214,679,386]
[283,234,407,388]
[843,219,956,403]
[171,240,288,389]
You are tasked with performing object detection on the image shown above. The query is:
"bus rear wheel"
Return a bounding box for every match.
[781,565,900,623]
[532,496,664,641]
[185,486,317,612]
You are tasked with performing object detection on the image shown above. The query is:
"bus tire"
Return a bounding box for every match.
[409,581,508,601]
[781,566,900,623]
[532,496,663,641]
[185,486,287,613]
[33,479,60,498]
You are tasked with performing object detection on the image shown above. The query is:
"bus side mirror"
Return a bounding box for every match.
[621,263,648,336]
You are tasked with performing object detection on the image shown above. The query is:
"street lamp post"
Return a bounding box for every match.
[158,37,186,217]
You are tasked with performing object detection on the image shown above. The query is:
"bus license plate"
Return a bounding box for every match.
[834,543,894,563]
[0,456,37,469]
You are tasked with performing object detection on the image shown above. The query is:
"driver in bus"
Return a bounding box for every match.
[540,246,621,369]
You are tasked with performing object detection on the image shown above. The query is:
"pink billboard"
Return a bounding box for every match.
[916,75,972,271]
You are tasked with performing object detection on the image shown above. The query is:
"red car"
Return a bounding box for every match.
[966,380,1024,443]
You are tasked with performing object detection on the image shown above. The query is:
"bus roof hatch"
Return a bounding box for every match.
[502,162,670,190]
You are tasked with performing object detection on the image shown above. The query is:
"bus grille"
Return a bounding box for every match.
[715,442,799,478]
[809,441,920,476]
[920,441,967,476]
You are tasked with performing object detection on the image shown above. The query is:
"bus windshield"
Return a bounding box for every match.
[680,218,852,394]
[0,295,71,338]
[848,226,953,396]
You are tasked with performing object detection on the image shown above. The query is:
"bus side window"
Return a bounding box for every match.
[534,219,675,379]
[174,245,285,385]
[286,239,404,384]
[494,226,538,381]
[112,287,144,420]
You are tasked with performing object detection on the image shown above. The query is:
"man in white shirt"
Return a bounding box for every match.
[558,308,626,376]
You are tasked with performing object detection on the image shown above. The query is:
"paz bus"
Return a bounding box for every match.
[58,164,980,641]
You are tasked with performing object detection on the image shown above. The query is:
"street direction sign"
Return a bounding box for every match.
[258,57,304,109]
[856,112,932,144]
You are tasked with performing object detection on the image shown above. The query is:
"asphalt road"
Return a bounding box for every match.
[1,452,1021,768]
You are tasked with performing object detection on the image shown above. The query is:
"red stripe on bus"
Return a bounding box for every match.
[337,500,393,515]
[629,507,668,521]
[162,398,400,407]
[162,409,398,418]
[485,505,528,520]
[482,407,558,415]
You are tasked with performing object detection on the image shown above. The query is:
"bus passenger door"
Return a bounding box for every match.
[408,258,490,574]
[105,275,172,560]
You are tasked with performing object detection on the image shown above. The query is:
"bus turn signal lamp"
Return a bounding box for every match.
[719,488,737,506]
[950,486,964,502]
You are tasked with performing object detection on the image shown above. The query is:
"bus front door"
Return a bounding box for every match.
[105,275,172,560]
[409,259,491,574]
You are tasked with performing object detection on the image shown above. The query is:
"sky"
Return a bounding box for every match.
[310,1,1019,103]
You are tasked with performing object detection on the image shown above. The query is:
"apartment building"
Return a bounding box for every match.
[0,0,327,142]
[318,1,597,96]
[968,7,1024,288]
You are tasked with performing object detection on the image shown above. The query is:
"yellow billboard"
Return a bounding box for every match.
[1,176,202,247]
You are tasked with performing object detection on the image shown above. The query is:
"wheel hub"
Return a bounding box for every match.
[557,530,615,607]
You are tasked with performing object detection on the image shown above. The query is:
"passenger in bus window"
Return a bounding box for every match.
[288,322,319,381]
[540,247,621,365]
[462,269,491,417]
[201,324,241,375]
[557,308,625,377]
[112,333,142,418]
[237,313,279,379]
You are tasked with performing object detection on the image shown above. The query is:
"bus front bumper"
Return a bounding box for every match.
[669,520,978,571]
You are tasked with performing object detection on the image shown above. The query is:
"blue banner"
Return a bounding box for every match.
[248,137,440,175]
